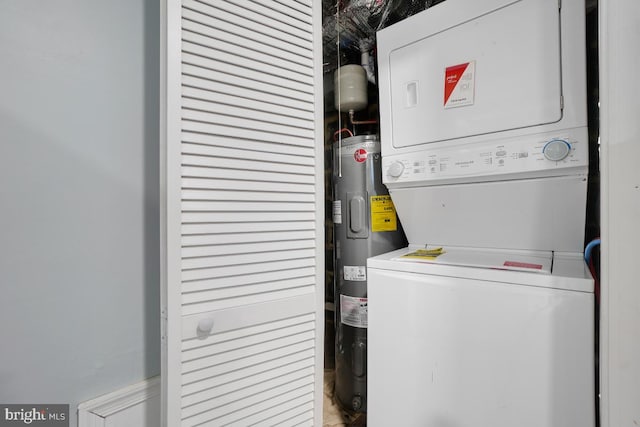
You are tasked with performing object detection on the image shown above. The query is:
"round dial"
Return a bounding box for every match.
[543,139,571,161]
[388,161,405,178]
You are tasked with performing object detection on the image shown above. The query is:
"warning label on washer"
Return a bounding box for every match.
[344,265,366,281]
[400,247,445,261]
[340,295,368,328]
[370,195,398,232]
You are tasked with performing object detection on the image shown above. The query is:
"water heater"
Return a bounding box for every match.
[332,135,406,412]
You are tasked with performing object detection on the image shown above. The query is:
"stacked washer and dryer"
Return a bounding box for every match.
[368,0,595,426]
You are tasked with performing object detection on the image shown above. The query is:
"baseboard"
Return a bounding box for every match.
[77,376,160,427]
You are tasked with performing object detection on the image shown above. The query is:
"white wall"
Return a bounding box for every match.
[599,0,640,426]
[0,1,160,425]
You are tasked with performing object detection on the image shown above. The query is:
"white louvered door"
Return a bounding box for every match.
[160,0,324,425]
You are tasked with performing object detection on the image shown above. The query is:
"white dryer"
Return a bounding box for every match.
[368,0,595,425]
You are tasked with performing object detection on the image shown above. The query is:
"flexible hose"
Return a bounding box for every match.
[584,238,601,263]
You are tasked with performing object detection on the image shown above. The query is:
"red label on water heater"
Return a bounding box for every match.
[354,148,368,163]
[444,61,475,109]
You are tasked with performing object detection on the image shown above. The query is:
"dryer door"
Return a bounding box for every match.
[384,0,563,148]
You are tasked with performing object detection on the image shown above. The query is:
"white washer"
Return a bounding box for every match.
[367,246,595,427]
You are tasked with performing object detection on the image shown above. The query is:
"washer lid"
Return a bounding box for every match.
[367,246,594,293]
[394,245,552,274]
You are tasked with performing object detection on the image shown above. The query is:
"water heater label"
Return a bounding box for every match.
[340,295,368,328]
[444,61,475,109]
[332,200,342,224]
[370,195,398,232]
[344,265,366,281]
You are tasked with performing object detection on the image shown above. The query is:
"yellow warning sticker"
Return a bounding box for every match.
[370,195,398,232]
[400,247,446,261]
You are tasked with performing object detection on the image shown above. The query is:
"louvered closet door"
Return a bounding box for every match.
[161,0,324,425]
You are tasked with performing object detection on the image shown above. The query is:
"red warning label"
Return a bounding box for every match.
[503,261,543,270]
[444,61,475,109]
[354,148,368,163]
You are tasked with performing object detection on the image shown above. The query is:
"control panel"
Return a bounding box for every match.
[382,131,588,186]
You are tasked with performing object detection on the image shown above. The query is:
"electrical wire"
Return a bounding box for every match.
[589,256,600,302]
[334,128,354,141]
[336,1,342,178]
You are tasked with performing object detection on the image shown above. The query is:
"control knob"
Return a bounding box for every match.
[543,139,571,161]
[388,161,405,178]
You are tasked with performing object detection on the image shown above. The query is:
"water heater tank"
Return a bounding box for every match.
[333,135,407,413]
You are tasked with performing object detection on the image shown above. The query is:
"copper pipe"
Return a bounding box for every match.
[349,109,378,125]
